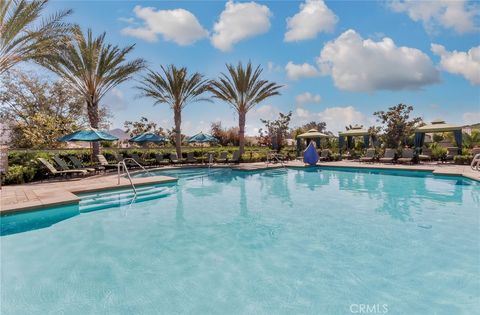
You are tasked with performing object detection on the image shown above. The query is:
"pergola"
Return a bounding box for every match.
[296,129,330,155]
[414,119,463,153]
[338,125,370,153]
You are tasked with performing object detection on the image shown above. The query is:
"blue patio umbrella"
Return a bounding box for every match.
[58,128,118,142]
[187,132,218,143]
[129,133,166,143]
[58,128,118,161]
[188,132,219,163]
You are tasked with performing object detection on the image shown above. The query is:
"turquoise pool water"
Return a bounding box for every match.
[1,167,479,314]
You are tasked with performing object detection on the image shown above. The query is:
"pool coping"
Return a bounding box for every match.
[1,162,478,215]
[1,175,178,215]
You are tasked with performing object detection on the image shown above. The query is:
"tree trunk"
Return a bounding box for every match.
[238,110,246,155]
[174,109,182,158]
[87,99,100,158]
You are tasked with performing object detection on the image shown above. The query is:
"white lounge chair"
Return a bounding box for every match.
[471,153,480,171]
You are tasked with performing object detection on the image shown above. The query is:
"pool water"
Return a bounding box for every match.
[1,168,479,314]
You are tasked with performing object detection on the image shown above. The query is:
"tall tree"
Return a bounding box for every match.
[0,0,72,74]
[0,70,104,148]
[42,26,145,155]
[124,117,164,137]
[302,121,327,133]
[209,62,282,155]
[137,65,210,157]
[373,104,423,149]
[258,111,292,150]
[210,121,239,146]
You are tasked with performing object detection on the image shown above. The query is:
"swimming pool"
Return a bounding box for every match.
[1,167,479,314]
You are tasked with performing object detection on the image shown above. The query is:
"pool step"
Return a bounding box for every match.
[79,185,164,200]
[80,186,171,206]
[79,186,176,213]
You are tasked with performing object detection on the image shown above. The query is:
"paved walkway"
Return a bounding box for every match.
[1,173,177,214]
[1,162,478,214]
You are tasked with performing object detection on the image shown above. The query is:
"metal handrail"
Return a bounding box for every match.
[208,152,214,170]
[267,152,287,169]
[118,161,137,195]
[116,158,151,195]
[122,158,151,176]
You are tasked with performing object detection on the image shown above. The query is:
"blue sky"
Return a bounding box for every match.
[44,0,480,135]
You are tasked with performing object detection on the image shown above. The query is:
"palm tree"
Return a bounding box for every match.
[0,0,72,74]
[137,65,210,157]
[43,26,145,156]
[209,62,282,155]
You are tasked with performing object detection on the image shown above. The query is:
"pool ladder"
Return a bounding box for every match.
[267,152,287,170]
[117,158,151,195]
[207,153,214,170]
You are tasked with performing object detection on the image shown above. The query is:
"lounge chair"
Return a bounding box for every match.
[319,149,331,162]
[53,156,92,173]
[38,158,87,177]
[215,151,228,163]
[360,148,375,162]
[67,156,97,173]
[418,148,432,162]
[170,153,185,164]
[445,147,459,162]
[471,153,480,171]
[186,152,197,164]
[379,149,396,163]
[229,150,240,164]
[155,153,170,166]
[397,148,414,164]
[96,154,118,170]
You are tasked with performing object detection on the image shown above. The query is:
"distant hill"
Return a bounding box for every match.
[109,128,129,141]
[465,123,480,129]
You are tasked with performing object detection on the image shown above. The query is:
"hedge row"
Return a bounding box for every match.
[2,146,297,185]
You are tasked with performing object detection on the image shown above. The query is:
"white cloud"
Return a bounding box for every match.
[431,44,480,85]
[389,0,479,34]
[463,112,480,124]
[284,0,338,42]
[121,6,208,45]
[118,17,135,24]
[285,61,320,80]
[245,104,279,134]
[292,106,367,134]
[103,88,127,111]
[267,61,282,73]
[211,1,271,51]
[295,92,322,105]
[317,29,440,92]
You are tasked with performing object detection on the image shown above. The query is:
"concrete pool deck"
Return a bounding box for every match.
[1,161,478,214]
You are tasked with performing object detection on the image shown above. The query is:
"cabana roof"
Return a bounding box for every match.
[415,119,462,133]
[338,125,369,137]
[297,129,329,139]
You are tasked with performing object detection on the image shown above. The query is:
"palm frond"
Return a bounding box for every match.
[208,61,282,114]
[0,0,72,74]
[137,64,210,112]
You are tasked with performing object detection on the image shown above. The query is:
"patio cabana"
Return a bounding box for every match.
[414,120,463,154]
[338,125,370,154]
[296,129,330,156]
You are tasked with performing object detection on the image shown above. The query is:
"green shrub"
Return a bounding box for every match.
[430,144,447,160]
[454,155,472,165]
[3,165,36,185]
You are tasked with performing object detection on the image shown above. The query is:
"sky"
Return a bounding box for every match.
[41,0,480,135]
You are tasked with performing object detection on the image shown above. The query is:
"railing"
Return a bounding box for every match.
[207,152,214,170]
[117,158,152,195]
[266,151,287,169]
